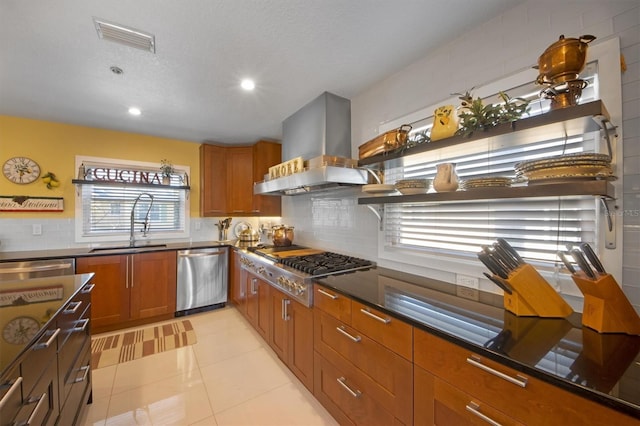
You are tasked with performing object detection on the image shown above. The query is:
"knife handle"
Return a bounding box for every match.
[570,249,596,279]
[579,243,606,274]
[557,251,576,274]
[483,272,513,295]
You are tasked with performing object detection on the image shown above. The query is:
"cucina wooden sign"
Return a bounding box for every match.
[84,167,164,184]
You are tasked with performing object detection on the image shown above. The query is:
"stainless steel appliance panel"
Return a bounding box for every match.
[0,258,75,281]
[177,247,228,313]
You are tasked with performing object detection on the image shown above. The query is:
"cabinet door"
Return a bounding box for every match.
[227,146,254,214]
[252,140,282,216]
[255,279,271,341]
[229,250,245,307]
[130,251,177,320]
[76,255,128,329]
[288,298,314,392]
[269,289,288,361]
[245,274,259,326]
[200,144,227,216]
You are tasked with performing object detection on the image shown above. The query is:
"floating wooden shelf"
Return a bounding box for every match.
[358,100,614,169]
[71,179,190,190]
[357,180,614,205]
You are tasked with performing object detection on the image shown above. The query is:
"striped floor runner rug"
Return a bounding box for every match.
[91,319,196,370]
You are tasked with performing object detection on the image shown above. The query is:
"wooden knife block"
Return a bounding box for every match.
[502,264,574,318]
[571,273,640,335]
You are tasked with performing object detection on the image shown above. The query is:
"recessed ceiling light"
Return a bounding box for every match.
[241,79,255,91]
[128,107,141,116]
[110,66,123,75]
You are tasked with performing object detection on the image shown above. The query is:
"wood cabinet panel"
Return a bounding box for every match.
[433,377,524,426]
[199,144,227,216]
[200,141,281,216]
[314,309,412,424]
[414,328,638,426]
[130,251,177,319]
[76,255,128,329]
[76,251,176,333]
[414,366,435,425]
[288,298,314,391]
[269,289,288,361]
[314,284,352,324]
[252,140,282,216]
[314,352,399,426]
[351,300,413,361]
[227,146,254,214]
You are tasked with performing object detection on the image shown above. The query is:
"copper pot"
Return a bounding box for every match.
[536,35,595,84]
[272,225,294,246]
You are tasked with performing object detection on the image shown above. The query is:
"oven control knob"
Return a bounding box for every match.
[294,283,306,295]
[257,266,266,275]
[277,276,287,288]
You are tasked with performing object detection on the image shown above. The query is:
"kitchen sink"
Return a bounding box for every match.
[89,244,167,253]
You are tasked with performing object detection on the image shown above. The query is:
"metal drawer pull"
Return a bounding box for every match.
[81,283,95,293]
[360,308,391,324]
[336,377,361,398]
[0,376,22,410]
[71,319,90,333]
[466,355,528,388]
[63,301,82,314]
[34,328,60,350]
[25,392,48,425]
[74,365,91,383]
[466,401,502,426]
[251,278,258,295]
[336,326,361,343]
[317,288,338,299]
[282,299,290,321]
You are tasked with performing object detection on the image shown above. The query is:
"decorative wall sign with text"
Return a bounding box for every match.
[0,285,64,307]
[0,196,64,212]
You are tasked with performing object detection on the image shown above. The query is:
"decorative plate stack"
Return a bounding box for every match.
[514,153,613,184]
[394,179,431,195]
[460,176,512,190]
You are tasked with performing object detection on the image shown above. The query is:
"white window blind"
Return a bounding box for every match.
[384,64,600,266]
[76,158,188,240]
[80,184,186,236]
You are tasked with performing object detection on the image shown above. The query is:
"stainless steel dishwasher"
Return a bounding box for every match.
[176,247,228,316]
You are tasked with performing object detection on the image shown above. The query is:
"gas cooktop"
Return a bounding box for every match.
[240,246,375,307]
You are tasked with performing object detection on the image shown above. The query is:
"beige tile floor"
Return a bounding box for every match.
[78,306,338,426]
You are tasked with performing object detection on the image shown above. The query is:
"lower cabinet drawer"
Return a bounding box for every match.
[0,367,24,426]
[314,285,352,324]
[314,309,413,424]
[433,377,524,426]
[414,329,638,425]
[14,359,58,426]
[58,340,92,426]
[58,303,91,406]
[314,352,400,426]
[20,325,60,397]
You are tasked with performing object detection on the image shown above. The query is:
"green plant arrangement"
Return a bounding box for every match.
[160,159,175,178]
[454,90,531,138]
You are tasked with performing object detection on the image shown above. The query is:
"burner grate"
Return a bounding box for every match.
[280,252,373,276]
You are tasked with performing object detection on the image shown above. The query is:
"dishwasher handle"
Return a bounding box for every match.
[178,251,225,258]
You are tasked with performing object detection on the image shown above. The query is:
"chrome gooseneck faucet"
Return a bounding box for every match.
[130,193,154,247]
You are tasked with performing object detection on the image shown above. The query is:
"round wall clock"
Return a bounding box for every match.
[3,156,41,184]
[2,316,40,345]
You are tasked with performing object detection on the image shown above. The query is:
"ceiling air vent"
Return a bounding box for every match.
[93,18,155,53]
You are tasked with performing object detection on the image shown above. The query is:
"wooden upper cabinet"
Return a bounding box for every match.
[252,140,282,216]
[200,140,281,217]
[200,144,228,216]
[227,146,254,214]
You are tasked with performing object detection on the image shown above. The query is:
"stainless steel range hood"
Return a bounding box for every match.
[254,92,369,196]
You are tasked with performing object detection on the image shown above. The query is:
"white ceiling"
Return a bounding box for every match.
[0,0,524,144]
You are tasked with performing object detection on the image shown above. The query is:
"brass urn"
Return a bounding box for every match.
[535,34,596,110]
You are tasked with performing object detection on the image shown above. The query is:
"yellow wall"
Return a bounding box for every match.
[0,116,201,218]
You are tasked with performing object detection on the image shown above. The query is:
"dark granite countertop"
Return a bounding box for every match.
[0,241,249,262]
[0,273,94,379]
[317,267,640,419]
